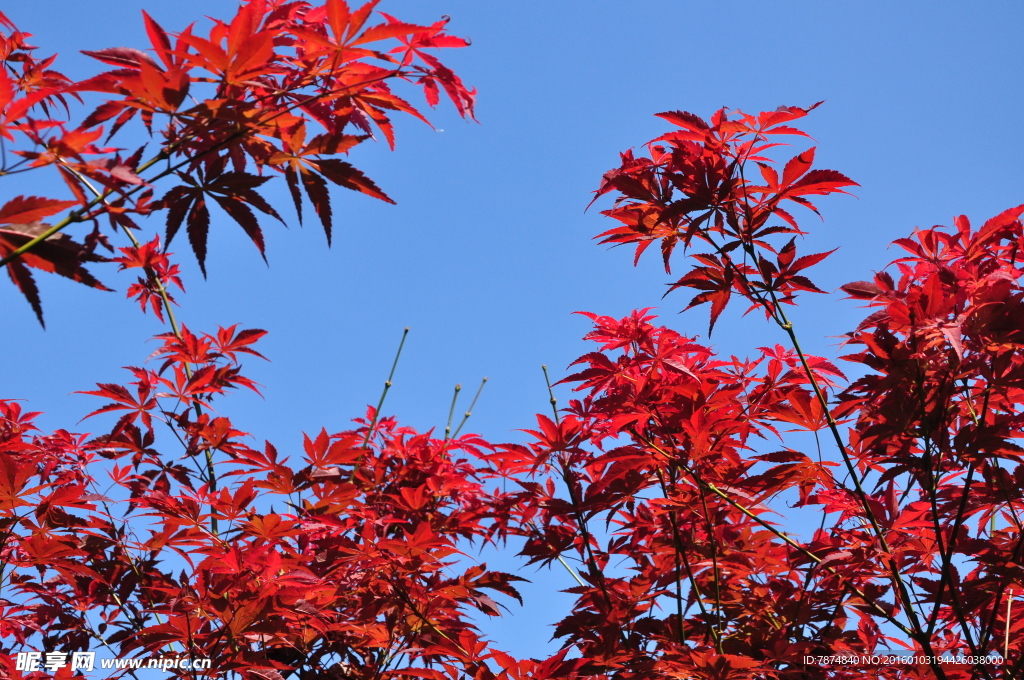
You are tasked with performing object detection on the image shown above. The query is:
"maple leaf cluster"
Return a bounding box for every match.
[561,104,1024,679]
[0,0,475,323]
[592,103,857,334]
[4,3,1024,680]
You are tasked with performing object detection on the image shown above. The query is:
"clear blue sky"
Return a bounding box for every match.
[4,0,1023,662]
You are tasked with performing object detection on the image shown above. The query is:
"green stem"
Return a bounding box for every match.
[655,468,714,648]
[452,377,487,438]
[641,430,954,679]
[639,434,914,637]
[542,365,628,646]
[362,327,409,448]
[542,364,559,423]
[65,165,220,536]
[444,384,461,441]
[526,519,588,589]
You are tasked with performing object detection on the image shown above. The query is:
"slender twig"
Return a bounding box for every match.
[84,494,193,660]
[452,377,487,438]
[444,384,461,441]
[641,431,957,679]
[926,463,976,637]
[980,534,1024,661]
[542,365,559,423]
[541,365,627,645]
[386,569,470,657]
[910,368,990,677]
[557,453,616,607]
[1006,590,1014,662]
[654,468,717,648]
[362,327,409,448]
[638,433,914,637]
[63,164,221,536]
[692,468,725,653]
[718,156,931,649]
[785,430,835,644]
[526,519,587,589]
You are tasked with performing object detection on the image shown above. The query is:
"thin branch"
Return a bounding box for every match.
[362,326,409,448]
[444,384,461,441]
[452,377,487,438]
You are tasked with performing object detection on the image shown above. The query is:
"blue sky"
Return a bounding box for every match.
[4,0,1023,663]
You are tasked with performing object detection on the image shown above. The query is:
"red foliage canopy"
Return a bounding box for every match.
[3,4,1024,680]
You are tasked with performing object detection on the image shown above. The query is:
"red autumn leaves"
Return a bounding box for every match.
[0,0,474,323]
[4,2,1024,679]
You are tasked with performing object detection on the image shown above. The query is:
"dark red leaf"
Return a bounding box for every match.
[0,196,78,225]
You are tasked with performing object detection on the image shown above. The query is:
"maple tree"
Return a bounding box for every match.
[3,3,1024,680]
[1,3,521,679]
